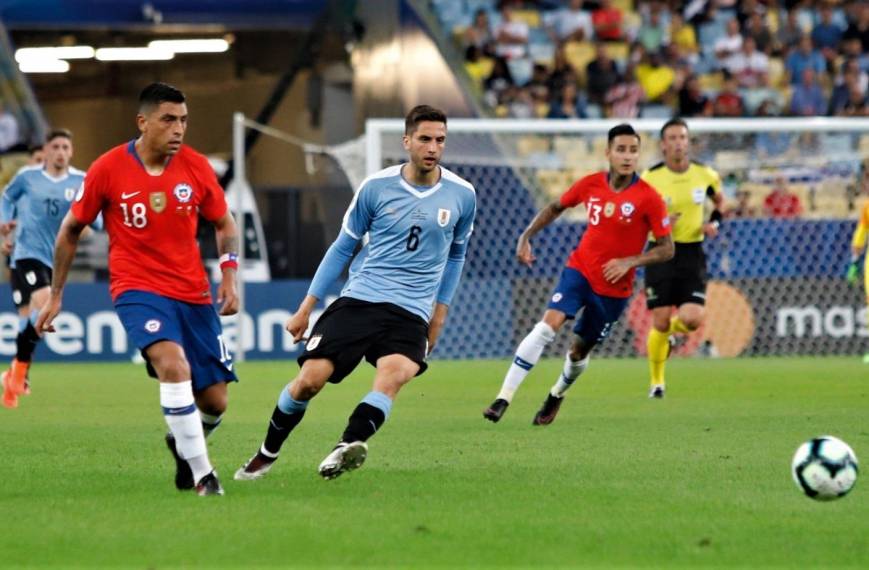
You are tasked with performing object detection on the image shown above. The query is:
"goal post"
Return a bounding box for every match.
[363,117,869,359]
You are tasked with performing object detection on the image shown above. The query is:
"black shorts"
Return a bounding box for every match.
[10,259,52,309]
[298,297,429,384]
[644,242,707,309]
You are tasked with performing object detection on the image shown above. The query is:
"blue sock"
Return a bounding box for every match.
[262,384,309,456]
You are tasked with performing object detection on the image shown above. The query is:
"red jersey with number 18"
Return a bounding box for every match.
[71,141,228,304]
[559,171,670,298]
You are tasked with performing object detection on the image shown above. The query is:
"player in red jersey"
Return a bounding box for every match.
[36,83,239,496]
[484,124,674,425]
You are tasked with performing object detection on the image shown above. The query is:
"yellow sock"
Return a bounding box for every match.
[669,316,691,334]
[647,327,670,386]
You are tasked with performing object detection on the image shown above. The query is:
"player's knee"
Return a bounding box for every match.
[150,352,191,381]
[292,370,329,400]
[652,314,671,332]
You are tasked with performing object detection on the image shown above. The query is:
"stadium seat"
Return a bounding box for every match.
[604,42,630,64]
[511,9,541,28]
[768,57,785,88]
[517,135,551,156]
[563,41,596,83]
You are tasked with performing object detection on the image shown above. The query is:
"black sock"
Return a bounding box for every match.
[15,323,40,362]
[262,406,306,456]
[340,403,386,443]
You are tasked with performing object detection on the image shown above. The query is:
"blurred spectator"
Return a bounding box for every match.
[842,3,869,53]
[785,35,825,85]
[547,0,593,43]
[839,85,868,117]
[715,19,743,61]
[774,9,804,55]
[505,86,535,118]
[736,0,766,29]
[745,12,773,54]
[678,74,713,116]
[526,63,550,102]
[840,36,868,74]
[547,82,588,119]
[811,3,844,60]
[638,6,669,53]
[729,190,757,218]
[790,68,827,116]
[755,101,792,156]
[484,56,515,107]
[725,36,769,88]
[636,51,675,103]
[586,42,620,105]
[713,73,745,116]
[27,144,44,166]
[670,13,698,55]
[0,101,20,153]
[464,8,495,58]
[763,177,803,218]
[829,58,866,115]
[592,0,624,42]
[494,4,529,60]
[547,46,577,96]
[464,46,491,85]
[605,65,644,118]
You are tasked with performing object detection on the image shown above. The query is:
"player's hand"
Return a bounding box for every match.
[602,258,634,283]
[285,311,311,343]
[0,220,16,237]
[846,262,860,286]
[516,237,536,267]
[1,238,12,256]
[36,294,62,334]
[703,222,720,238]
[216,273,239,315]
[427,304,449,355]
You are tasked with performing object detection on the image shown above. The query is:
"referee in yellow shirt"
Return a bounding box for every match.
[848,182,869,363]
[641,118,724,398]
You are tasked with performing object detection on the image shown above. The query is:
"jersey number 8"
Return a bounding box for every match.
[120,202,148,229]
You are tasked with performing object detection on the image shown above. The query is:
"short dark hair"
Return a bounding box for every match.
[660,117,689,138]
[607,123,640,145]
[405,105,447,135]
[46,128,72,143]
[28,144,43,155]
[139,82,185,112]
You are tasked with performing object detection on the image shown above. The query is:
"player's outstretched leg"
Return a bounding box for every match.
[236,359,330,481]
[318,391,392,479]
[485,321,557,422]
[533,350,589,425]
[235,384,310,480]
[320,355,415,480]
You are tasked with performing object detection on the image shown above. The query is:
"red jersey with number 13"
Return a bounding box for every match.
[559,171,670,298]
[71,141,228,304]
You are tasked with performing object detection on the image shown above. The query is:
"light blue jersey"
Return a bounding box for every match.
[0,165,88,268]
[309,164,476,322]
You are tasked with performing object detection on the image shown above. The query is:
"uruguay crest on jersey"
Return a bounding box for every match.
[438,208,451,227]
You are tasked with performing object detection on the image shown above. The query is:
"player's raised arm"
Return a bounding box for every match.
[36,211,87,333]
[517,201,566,267]
[212,211,240,316]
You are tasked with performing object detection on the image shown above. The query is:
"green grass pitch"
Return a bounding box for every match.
[0,357,867,568]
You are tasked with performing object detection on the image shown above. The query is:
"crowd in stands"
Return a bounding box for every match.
[437,0,869,119]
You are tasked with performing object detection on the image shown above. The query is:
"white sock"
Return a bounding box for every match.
[497,322,556,402]
[161,381,212,483]
[551,352,589,398]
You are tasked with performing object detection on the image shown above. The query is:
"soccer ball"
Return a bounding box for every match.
[791,436,858,501]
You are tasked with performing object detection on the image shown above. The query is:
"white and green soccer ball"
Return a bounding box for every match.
[791,436,858,501]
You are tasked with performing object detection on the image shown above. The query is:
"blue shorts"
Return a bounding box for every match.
[547,267,629,346]
[115,290,237,392]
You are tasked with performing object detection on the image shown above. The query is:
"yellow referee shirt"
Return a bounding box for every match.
[641,161,722,243]
[851,201,869,296]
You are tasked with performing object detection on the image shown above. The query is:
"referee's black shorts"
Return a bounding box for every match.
[644,242,707,310]
[298,296,429,383]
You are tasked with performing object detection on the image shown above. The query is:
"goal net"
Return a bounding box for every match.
[362,117,869,360]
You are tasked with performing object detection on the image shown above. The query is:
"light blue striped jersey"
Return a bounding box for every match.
[341,164,476,321]
[0,165,86,268]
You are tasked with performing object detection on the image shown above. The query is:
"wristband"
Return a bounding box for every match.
[709,209,723,226]
[219,252,239,271]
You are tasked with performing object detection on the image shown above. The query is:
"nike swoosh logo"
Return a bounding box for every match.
[120,191,140,199]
